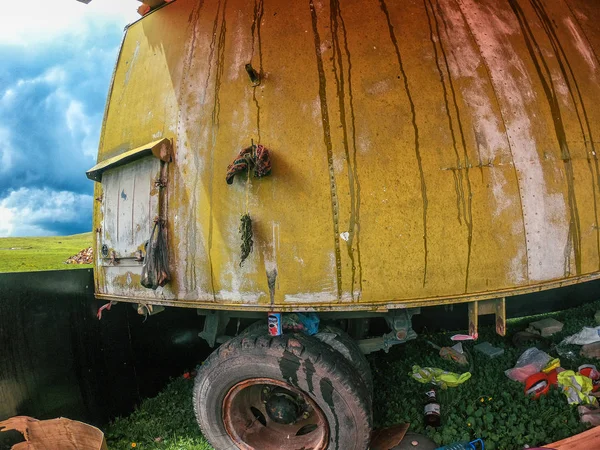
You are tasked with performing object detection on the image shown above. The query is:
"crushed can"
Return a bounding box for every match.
[268,313,282,336]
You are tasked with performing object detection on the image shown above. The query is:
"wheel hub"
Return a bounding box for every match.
[265,388,301,424]
[222,377,329,450]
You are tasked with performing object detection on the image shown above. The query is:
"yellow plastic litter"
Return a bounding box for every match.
[410,365,471,389]
[557,370,598,406]
[542,358,561,374]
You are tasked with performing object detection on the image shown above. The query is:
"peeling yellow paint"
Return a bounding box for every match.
[91,0,600,312]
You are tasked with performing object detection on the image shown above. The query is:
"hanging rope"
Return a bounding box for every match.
[226,144,271,184]
[227,143,273,266]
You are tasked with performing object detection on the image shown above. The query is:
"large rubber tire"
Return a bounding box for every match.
[315,326,374,398]
[193,333,372,450]
[241,322,373,399]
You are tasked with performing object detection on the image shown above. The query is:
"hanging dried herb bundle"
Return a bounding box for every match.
[239,213,253,266]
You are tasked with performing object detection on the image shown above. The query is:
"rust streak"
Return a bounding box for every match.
[430,0,474,293]
[379,0,428,287]
[207,0,228,300]
[178,0,204,291]
[339,1,363,298]
[424,0,465,227]
[309,0,343,300]
[330,0,359,300]
[251,0,264,143]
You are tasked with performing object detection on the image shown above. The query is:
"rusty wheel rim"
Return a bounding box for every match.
[223,377,329,450]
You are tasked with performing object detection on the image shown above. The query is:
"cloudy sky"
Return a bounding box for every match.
[0,0,140,237]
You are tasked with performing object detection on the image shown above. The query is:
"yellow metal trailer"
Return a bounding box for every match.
[85,0,600,448]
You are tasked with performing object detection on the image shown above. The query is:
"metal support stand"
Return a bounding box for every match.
[198,310,230,347]
[468,297,506,339]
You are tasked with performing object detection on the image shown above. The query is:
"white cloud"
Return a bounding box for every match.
[66,99,97,157]
[0,0,141,45]
[0,0,144,236]
[0,127,15,173]
[0,204,15,236]
[0,188,93,237]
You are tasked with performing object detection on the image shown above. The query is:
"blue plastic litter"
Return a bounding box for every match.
[297,313,320,335]
[435,438,484,450]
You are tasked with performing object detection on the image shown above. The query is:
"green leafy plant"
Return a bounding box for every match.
[106,300,600,449]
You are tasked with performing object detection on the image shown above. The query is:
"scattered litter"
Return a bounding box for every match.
[410,365,471,389]
[435,438,484,449]
[65,247,93,264]
[560,326,600,345]
[370,423,410,450]
[557,370,598,406]
[581,342,600,359]
[182,370,197,380]
[268,313,282,336]
[556,345,577,360]
[97,301,116,320]
[380,431,435,450]
[542,358,561,373]
[282,313,319,335]
[505,348,552,383]
[450,334,477,341]
[578,364,600,392]
[578,405,600,426]
[474,342,504,358]
[425,340,468,365]
[137,303,164,319]
[527,318,564,337]
[0,416,106,450]
[524,372,552,398]
[512,330,551,349]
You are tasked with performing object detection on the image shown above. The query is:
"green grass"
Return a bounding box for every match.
[105,378,212,450]
[0,232,93,272]
[104,300,600,450]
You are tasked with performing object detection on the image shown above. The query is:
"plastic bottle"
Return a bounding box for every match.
[424,389,441,427]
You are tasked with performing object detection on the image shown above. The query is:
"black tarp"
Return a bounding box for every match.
[0,269,210,449]
[1,269,599,448]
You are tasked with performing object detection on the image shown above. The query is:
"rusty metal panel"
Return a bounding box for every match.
[91,0,600,312]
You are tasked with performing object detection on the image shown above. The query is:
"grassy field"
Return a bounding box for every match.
[0,232,92,272]
[104,300,600,450]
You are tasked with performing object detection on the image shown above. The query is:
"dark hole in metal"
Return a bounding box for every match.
[250,406,267,427]
[245,63,260,86]
[101,244,109,258]
[296,424,318,436]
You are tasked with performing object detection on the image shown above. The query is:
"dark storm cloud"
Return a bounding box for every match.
[0,20,125,236]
